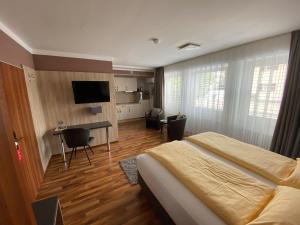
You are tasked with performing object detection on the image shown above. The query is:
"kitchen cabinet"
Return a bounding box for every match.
[115,77,125,92]
[115,77,137,92]
[116,100,150,121]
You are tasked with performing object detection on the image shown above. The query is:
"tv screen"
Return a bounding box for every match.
[72,81,110,104]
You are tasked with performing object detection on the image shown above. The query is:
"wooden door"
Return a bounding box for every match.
[0,62,43,225]
[0,110,36,225]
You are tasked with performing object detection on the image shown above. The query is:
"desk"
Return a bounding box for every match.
[53,121,112,165]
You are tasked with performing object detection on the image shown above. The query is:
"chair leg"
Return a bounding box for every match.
[74,147,77,158]
[84,146,91,165]
[87,145,94,154]
[68,148,75,168]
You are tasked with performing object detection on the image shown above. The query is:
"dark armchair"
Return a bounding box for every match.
[167,115,187,141]
[145,108,164,130]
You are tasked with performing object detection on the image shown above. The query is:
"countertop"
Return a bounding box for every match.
[116,99,150,106]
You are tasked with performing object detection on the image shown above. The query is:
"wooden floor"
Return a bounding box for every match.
[37,120,166,225]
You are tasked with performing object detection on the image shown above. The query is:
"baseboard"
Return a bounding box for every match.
[118,117,144,124]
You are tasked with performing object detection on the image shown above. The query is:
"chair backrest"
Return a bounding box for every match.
[167,116,187,141]
[62,128,90,148]
[167,115,178,123]
[150,108,163,118]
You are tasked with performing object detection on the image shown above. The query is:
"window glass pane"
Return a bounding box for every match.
[249,63,287,119]
[195,64,227,111]
[165,72,182,114]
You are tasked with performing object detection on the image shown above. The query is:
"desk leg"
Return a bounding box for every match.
[106,127,110,151]
[59,134,67,167]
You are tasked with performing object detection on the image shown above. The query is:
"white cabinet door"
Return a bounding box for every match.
[117,105,123,120]
[117,102,150,121]
[125,78,137,91]
[121,105,127,120]
[127,105,133,119]
[115,77,126,91]
[136,103,144,118]
[132,104,140,118]
[141,100,150,115]
[115,77,137,92]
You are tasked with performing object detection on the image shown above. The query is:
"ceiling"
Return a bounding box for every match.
[1,0,300,69]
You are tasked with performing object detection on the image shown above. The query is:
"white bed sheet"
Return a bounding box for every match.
[137,140,276,225]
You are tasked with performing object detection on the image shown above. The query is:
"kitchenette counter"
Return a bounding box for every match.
[116,99,151,121]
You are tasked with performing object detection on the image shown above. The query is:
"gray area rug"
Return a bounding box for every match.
[119,157,138,184]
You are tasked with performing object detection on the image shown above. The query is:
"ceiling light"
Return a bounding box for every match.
[178,42,201,51]
[150,38,160,44]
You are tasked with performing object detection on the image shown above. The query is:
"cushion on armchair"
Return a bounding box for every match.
[150,108,162,118]
[145,108,164,130]
[176,114,186,120]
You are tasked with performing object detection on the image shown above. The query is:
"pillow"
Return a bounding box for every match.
[281,158,300,189]
[247,186,300,225]
[150,108,161,118]
[176,114,185,120]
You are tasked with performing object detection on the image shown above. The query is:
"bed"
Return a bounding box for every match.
[137,141,276,225]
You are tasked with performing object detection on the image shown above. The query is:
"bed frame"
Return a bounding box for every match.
[138,172,176,225]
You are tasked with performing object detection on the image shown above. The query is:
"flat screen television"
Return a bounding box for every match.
[72,81,110,104]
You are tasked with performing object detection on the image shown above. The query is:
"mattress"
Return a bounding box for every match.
[137,141,276,225]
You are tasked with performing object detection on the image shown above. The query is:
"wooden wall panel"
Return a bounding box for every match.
[23,66,51,171]
[37,70,118,154]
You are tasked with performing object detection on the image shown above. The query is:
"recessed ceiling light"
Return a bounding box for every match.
[150,38,160,44]
[178,42,201,51]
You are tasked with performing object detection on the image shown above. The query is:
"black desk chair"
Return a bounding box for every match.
[62,128,94,168]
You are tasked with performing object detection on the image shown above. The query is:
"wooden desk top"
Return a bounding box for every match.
[53,121,112,135]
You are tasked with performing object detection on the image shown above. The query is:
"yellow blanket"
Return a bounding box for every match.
[147,141,274,225]
[186,132,296,184]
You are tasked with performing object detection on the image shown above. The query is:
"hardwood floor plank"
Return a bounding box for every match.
[37,120,166,225]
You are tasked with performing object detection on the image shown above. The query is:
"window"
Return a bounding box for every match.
[249,64,287,119]
[195,64,227,110]
[164,72,182,114]
[164,34,290,149]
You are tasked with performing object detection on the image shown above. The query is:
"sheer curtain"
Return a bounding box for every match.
[165,34,291,149]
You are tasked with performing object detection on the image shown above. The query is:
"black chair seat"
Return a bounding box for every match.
[62,128,93,168]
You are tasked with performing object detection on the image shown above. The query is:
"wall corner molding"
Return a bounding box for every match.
[0,21,32,53]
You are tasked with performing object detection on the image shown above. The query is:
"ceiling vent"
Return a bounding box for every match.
[177,42,201,51]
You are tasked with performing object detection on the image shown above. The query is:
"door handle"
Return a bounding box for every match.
[12,131,23,160]
[13,131,24,142]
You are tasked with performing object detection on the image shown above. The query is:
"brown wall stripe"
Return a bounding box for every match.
[33,54,113,73]
[0,30,34,68]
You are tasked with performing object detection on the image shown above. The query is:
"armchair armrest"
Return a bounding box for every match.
[167,115,178,123]
[145,111,151,118]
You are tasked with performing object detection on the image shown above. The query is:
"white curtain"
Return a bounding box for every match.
[164,34,291,149]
